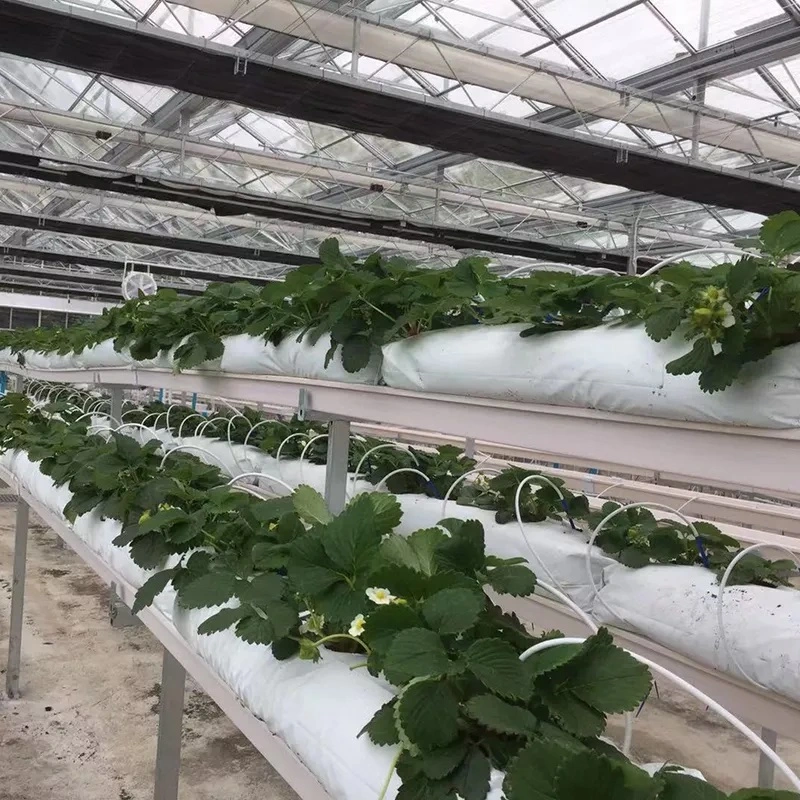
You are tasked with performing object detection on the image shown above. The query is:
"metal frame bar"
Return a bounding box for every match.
[324,419,351,515]
[5,497,29,699]
[154,650,186,800]
[6,364,799,496]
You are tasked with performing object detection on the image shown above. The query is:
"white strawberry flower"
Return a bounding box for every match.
[712,341,722,356]
[348,614,366,638]
[366,586,396,605]
[720,302,735,328]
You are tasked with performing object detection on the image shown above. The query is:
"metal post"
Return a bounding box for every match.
[324,419,351,515]
[351,17,361,76]
[464,438,475,459]
[12,374,23,393]
[109,581,140,629]
[6,499,29,698]
[627,215,640,276]
[109,386,123,426]
[691,0,711,159]
[758,727,778,788]
[153,649,186,800]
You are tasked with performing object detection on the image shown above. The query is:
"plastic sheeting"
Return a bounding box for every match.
[381,323,800,428]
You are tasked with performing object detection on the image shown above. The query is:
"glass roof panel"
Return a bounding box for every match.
[564,4,689,77]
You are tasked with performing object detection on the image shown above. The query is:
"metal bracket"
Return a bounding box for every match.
[616,147,630,164]
[109,582,140,629]
[297,388,310,421]
[233,55,248,76]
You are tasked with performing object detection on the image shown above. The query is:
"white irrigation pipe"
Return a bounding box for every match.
[243,419,276,449]
[276,433,311,481]
[178,413,206,438]
[518,637,800,793]
[504,263,586,277]
[115,422,162,442]
[159,444,229,473]
[439,468,502,518]
[196,416,225,438]
[638,248,753,278]
[717,543,800,690]
[225,472,293,496]
[586,502,706,628]
[375,468,433,493]
[350,443,420,498]
[298,434,328,485]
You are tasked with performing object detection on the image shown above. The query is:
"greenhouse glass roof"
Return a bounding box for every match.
[0,0,799,297]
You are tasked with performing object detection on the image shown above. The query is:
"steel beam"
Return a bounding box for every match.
[0,1,797,215]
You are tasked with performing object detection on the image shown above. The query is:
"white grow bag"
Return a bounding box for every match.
[592,564,800,703]
[381,323,800,428]
[220,332,381,384]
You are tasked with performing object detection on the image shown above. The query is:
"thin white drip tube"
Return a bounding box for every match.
[350,443,420,499]
[518,637,800,793]
[298,434,328,485]
[439,467,502,518]
[159,444,228,472]
[375,468,433,493]
[225,472,293,496]
[276,433,311,482]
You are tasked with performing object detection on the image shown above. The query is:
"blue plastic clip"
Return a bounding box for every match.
[560,498,581,532]
[424,479,441,499]
[191,392,198,410]
[695,536,710,568]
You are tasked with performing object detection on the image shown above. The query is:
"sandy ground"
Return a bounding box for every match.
[1,505,799,798]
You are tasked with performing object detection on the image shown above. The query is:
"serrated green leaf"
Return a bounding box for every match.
[179,572,239,609]
[341,335,374,373]
[466,638,529,700]
[365,492,403,535]
[727,259,758,300]
[321,494,383,576]
[287,533,342,595]
[384,628,451,685]
[486,564,537,596]
[465,694,538,736]
[659,773,725,800]
[550,629,652,714]
[503,740,573,800]
[234,601,298,644]
[666,338,714,377]
[419,741,468,780]
[381,528,446,576]
[292,485,332,526]
[436,519,486,574]
[137,507,188,534]
[452,747,491,800]
[541,688,605,738]
[359,699,400,746]
[397,680,460,749]
[422,588,483,635]
[644,306,684,342]
[239,572,284,606]
[554,751,658,800]
[197,606,247,635]
[129,531,171,569]
[363,604,423,653]
[132,567,176,614]
[523,643,582,679]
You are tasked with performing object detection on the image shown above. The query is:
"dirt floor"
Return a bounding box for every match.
[1,504,799,798]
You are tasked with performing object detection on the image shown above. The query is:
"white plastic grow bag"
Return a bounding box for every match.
[381,323,800,428]
[592,564,800,703]
[220,332,382,384]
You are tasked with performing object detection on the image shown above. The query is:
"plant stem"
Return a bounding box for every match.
[377,748,401,800]
[313,634,372,655]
